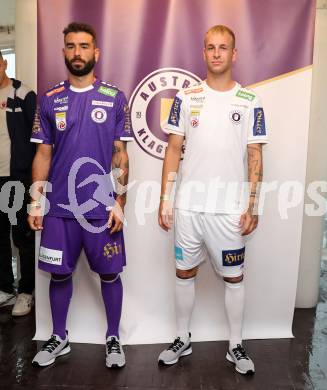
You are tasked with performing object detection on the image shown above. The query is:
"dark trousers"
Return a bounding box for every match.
[0,177,35,294]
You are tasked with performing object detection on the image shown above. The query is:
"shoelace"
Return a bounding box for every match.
[107,337,121,354]
[168,337,185,353]
[232,344,249,361]
[41,335,61,353]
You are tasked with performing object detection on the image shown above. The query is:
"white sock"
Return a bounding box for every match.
[224,280,245,349]
[175,276,195,341]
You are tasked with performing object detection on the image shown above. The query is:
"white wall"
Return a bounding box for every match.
[296,1,327,308]
[15,0,37,91]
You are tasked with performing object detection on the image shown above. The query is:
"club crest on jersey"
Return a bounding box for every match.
[129,67,201,159]
[190,109,200,128]
[91,107,107,123]
[55,112,66,131]
[230,110,243,125]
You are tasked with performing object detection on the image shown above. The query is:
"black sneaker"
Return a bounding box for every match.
[158,333,192,365]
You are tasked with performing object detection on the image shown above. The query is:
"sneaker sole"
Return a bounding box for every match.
[12,305,34,317]
[106,361,125,369]
[226,352,255,375]
[158,346,192,366]
[32,345,71,367]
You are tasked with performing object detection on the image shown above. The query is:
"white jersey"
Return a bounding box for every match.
[165,81,268,214]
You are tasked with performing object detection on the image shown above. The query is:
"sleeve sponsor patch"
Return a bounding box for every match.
[222,247,245,267]
[168,96,182,127]
[46,86,65,97]
[253,107,266,136]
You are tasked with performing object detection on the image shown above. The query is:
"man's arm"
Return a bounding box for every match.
[240,143,263,235]
[28,144,53,230]
[158,134,184,231]
[109,140,129,233]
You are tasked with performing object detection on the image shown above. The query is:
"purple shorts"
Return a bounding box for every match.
[38,216,126,275]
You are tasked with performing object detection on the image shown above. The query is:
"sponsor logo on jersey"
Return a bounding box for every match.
[190,108,200,128]
[191,96,205,103]
[253,107,266,136]
[46,86,65,97]
[0,101,6,110]
[236,89,255,102]
[55,112,67,131]
[103,242,122,260]
[168,96,182,127]
[91,107,107,123]
[54,105,68,112]
[229,110,243,125]
[222,247,245,266]
[32,105,41,134]
[92,100,114,107]
[123,104,132,133]
[39,246,63,265]
[185,87,203,95]
[98,86,118,97]
[54,96,69,104]
[129,67,201,159]
[175,246,184,261]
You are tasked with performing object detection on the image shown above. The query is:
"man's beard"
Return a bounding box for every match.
[65,56,96,77]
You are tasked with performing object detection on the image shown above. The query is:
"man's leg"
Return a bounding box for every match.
[0,179,15,302]
[204,213,254,375]
[32,217,81,367]
[158,209,204,366]
[100,273,123,339]
[50,273,73,339]
[13,183,35,295]
[11,185,35,315]
[83,219,126,368]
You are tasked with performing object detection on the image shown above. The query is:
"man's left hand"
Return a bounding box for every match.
[240,209,258,236]
[108,197,125,234]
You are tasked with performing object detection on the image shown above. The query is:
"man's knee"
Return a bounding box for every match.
[223,275,243,284]
[100,273,120,283]
[176,267,198,279]
[51,273,72,282]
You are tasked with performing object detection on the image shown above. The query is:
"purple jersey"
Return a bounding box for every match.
[31,79,133,219]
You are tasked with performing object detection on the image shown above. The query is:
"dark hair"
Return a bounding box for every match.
[63,22,97,45]
[0,51,3,60]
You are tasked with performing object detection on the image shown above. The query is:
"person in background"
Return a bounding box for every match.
[0,50,36,316]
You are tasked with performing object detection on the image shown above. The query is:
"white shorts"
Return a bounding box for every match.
[174,209,245,277]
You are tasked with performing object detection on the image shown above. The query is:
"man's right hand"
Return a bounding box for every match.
[158,199,173,232]
[28,215,43,231]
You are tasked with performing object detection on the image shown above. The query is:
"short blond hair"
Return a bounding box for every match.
[204,25,235,48]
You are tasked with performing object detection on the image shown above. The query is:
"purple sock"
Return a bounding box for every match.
[100,275,123,338]
[49,274,73,340]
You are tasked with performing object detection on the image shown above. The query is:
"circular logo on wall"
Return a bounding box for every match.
[91,107,107,123]
[129,68,201,160]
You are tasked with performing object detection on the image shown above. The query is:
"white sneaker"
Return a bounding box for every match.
[158,333,192,365]
[226,344,255,375]
[106,336,126,368]
[0,290,16,306]
[32,333,71,367]
[12,293,34,316]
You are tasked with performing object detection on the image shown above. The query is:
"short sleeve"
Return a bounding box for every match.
[30,95,55,145]
[164,91,186,136]
[247,95,268,145]
[115,92,133,141]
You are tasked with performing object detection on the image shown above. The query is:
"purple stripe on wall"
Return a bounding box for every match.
[37,0,315,95]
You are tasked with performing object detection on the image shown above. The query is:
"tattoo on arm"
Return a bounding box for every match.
[112,141,129,201]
